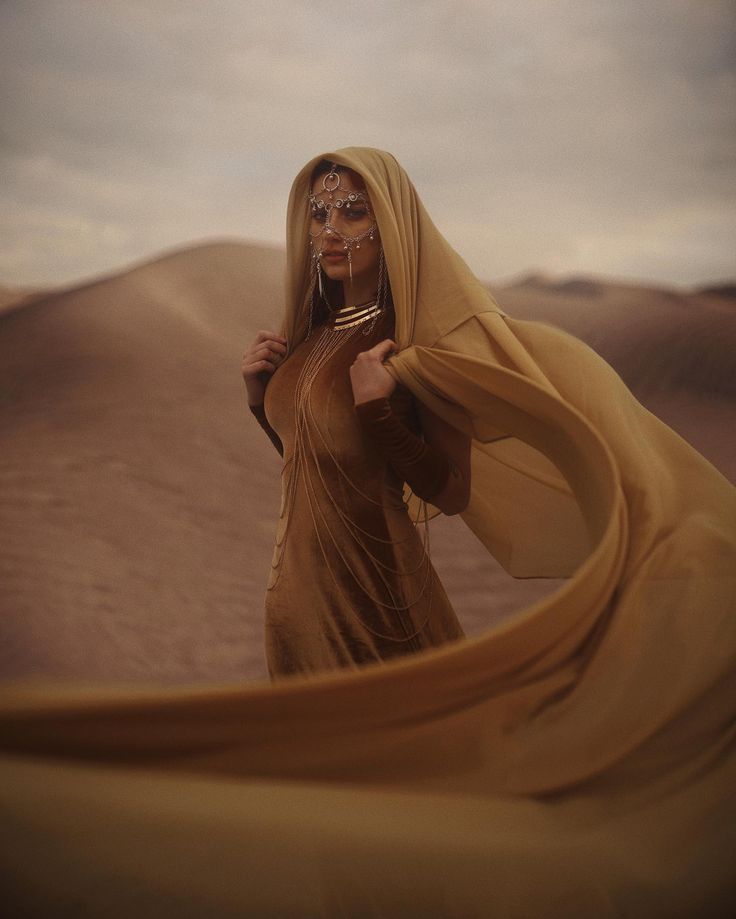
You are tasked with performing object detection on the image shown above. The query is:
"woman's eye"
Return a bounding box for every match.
[310,211,326,222]
[347,209,367,219]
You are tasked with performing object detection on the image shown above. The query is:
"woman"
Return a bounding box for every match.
[242,159,471,679]
[1,148,733,915]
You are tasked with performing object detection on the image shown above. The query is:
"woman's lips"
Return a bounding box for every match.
[321,252,345,262]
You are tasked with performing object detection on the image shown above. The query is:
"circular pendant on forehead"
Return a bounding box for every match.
[322,167,341,193]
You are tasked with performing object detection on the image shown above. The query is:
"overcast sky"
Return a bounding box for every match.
[1,0,734,289]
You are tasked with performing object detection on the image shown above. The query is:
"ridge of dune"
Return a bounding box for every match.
[0,283,49,315]
[500,268,734,301]
[1,239,734,685]
[503,271,610,298]
[16,238,284,295]
[490,276,735,398]
[696,282,736,300]
[7,239,287,336]
[0,283,27,308]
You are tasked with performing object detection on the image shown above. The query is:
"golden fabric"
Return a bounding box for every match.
[1,147,734,917]
[263,308,464,679]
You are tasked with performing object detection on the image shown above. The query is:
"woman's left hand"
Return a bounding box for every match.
[350,338,398,405]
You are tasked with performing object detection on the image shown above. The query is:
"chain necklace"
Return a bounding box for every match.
[268,321,434,643]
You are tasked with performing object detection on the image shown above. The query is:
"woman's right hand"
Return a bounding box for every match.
[241,330,288,405]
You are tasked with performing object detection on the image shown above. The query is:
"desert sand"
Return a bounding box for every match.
[1,241,733,684]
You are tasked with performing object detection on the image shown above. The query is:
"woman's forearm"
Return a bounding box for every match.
[354,397,469,515]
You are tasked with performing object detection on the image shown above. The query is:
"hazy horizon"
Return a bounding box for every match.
[4,236,735,299]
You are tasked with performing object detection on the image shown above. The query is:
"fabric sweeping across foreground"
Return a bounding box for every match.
[0,148,734,917]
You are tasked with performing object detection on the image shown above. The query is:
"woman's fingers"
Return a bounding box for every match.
[370,338,398,362]
[241,357,276,377]
[243,344,285,359]
[243,349,279,367]
[255,329,286,342]
[242,342,287,367]
[254,330,287,347]
[241,331,286,392]
[243,333,285,360]
[252,345,282,362]
[351,339,396,364]
[242,340,285,373]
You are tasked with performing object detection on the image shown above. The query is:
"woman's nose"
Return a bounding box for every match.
[324,210,349,235]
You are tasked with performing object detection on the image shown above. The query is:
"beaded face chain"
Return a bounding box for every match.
[267,322,435,643]
[304,165,391,341]
[308,164,379,284]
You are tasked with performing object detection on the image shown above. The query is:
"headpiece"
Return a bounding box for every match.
[307,163,379,283]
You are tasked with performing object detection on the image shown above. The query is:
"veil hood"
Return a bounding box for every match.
[283,146,504,352]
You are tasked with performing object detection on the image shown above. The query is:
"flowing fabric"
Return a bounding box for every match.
[1,147,735,917]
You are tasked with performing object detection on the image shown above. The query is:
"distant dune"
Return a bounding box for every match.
[1,241,733,685]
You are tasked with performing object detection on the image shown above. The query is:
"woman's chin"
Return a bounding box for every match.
[320,262,349,282]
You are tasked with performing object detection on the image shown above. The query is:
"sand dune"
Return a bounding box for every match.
[1,241,733,685]
[500,271,735,396]
[0,283,47,315]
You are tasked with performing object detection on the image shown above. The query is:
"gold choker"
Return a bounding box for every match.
[329,300,383,331]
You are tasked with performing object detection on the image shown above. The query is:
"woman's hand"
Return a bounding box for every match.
[241,330,288,405]
[350,338,398,405]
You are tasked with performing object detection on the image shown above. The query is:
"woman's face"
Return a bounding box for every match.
[309,167,381,292]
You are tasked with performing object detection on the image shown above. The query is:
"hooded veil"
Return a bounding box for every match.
[0,147,734,917]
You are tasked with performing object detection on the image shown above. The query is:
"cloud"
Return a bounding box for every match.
[0,0,734,286]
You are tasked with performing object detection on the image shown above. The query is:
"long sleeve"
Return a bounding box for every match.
[249,403,284,458]
[354,395,450,502]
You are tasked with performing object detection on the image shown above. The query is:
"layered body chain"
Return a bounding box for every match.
[268,323,434,643]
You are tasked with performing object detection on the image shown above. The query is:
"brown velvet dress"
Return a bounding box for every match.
[262,309,465,680]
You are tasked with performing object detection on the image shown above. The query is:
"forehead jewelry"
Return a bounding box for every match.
[308,164,378,284]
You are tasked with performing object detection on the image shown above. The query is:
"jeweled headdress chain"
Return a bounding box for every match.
[305,163,389,337]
